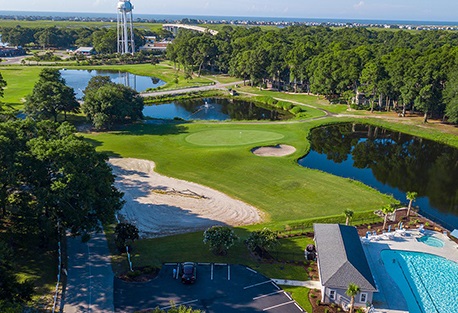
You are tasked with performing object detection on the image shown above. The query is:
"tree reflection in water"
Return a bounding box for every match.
[300,123,458,229]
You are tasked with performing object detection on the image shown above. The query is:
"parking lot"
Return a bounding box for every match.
[114,263,305,313]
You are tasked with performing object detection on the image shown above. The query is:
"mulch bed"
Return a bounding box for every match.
[118,266,160,282]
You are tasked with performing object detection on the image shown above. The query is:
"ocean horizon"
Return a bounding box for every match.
[0,10,457,26]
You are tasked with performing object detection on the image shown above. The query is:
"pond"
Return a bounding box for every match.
[143,98,292,121]
[298,123,458,230]
[60,69,165,99]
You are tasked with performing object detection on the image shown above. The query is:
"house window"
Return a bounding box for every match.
[360,293,368,303]
[329,289,336,300]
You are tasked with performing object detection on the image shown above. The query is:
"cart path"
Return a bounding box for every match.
[63,231,114,313]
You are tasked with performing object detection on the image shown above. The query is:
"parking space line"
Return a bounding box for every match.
[246,267,257,273]
[198,262,211,265]
[215,263,227,266]
[294,303,304,312]
[253,290,283,300]
[211,263,214,280]
[271,281,280,290]
[175,264,180,280]
[164,262,177,266]
[244,280,272,289]
[160,299,198,310]
[284,292,292,300]
[262,300,295,311]
[228,265,231,281]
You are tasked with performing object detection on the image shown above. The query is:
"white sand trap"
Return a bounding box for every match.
[109,158,262,238]
[252,144,296,157]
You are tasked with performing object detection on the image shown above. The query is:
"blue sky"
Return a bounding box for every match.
[0,0,457,21]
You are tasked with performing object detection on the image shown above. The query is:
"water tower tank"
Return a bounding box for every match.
[117,0,133,12]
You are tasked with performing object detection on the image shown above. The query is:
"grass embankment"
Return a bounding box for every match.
[236,86,348,114]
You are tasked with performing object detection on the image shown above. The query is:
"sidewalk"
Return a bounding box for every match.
[63,231,114,313]
[271,278,321,289]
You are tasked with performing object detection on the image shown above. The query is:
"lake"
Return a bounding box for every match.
[299,123,458,230]
[59,69,165,99]
[143,98,292,121]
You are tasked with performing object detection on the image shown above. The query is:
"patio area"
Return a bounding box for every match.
[362,229,458,312]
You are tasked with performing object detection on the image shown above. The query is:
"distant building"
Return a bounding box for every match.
[139,37,171,52]
[0,46,25,57]
[74,47,95,55]
[314,224,377,308]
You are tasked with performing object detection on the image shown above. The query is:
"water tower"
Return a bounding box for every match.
[117,0,135,55]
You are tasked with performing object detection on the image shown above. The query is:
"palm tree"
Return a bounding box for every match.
[346,283,361,313]
[344,209,354,225]
[382,204,396,230]
[406,191,418,217]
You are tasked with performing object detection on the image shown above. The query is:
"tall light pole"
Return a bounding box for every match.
[117,0,135,55]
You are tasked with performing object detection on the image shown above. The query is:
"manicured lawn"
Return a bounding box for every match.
[281,286,313,313]
[0,66,42,108]
[85,120,394,223]
[237,86,348,114]
[185,129,284,146]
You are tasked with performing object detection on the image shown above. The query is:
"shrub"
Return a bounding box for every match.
[203,226,238,255]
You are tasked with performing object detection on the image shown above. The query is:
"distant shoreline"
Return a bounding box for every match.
[0,10,457,28]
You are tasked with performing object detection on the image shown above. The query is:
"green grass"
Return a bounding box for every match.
[185,129,284,146]
[237,86,348,114]
[0,66,42,108]
[281,286,313,313]
[86,121,394,223]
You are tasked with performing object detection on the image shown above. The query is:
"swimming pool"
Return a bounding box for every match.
[417,235,445,248]
[381,250,458,313]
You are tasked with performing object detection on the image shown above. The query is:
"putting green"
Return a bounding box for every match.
[185,129,284,147]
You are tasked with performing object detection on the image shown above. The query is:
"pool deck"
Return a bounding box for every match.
[361,230,458,312]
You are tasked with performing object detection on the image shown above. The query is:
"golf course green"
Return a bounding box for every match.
[185,129,285,146]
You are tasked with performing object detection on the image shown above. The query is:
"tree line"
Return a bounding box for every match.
[0,25,171,53]
[167,25,458,123]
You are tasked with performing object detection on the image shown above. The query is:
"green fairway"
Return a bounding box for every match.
[85,120,394,224]
[185,129,284,146]
[0,66,42,108]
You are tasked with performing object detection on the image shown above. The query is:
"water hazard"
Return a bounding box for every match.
[143,98,292,121]
[60,69,165,99]
[298,123,458,230]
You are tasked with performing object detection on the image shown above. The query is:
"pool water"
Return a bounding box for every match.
[381,250,458,313]
[417,236,445,248]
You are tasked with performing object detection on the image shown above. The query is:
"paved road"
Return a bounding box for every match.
[63,231,114,313]
[140,81,243,98]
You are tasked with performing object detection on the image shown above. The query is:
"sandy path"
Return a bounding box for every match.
[252,144,296,157]
[109,158,262,238]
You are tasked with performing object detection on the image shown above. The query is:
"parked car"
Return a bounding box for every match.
[180,262,197,284]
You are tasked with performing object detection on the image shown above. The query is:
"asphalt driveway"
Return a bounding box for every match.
[114,263,305,313]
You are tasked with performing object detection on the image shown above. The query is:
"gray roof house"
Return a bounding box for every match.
[314,224,377,308]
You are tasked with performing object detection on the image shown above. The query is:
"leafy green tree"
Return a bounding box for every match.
[406,191,418,217]
[25,69,79,122]
[343,209,354,226]
[0,72,6,99]
[381,204,396,230]
[246,228,278,257]
[203,226,238,255]
[345,283,361,313]
[443,66,458,124]
[0,119,124,236]
[115,222,139,252]
[82,76,144,130]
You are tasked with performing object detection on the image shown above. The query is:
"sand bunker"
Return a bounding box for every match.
[252,144,296,157]
[109,158,262,238]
